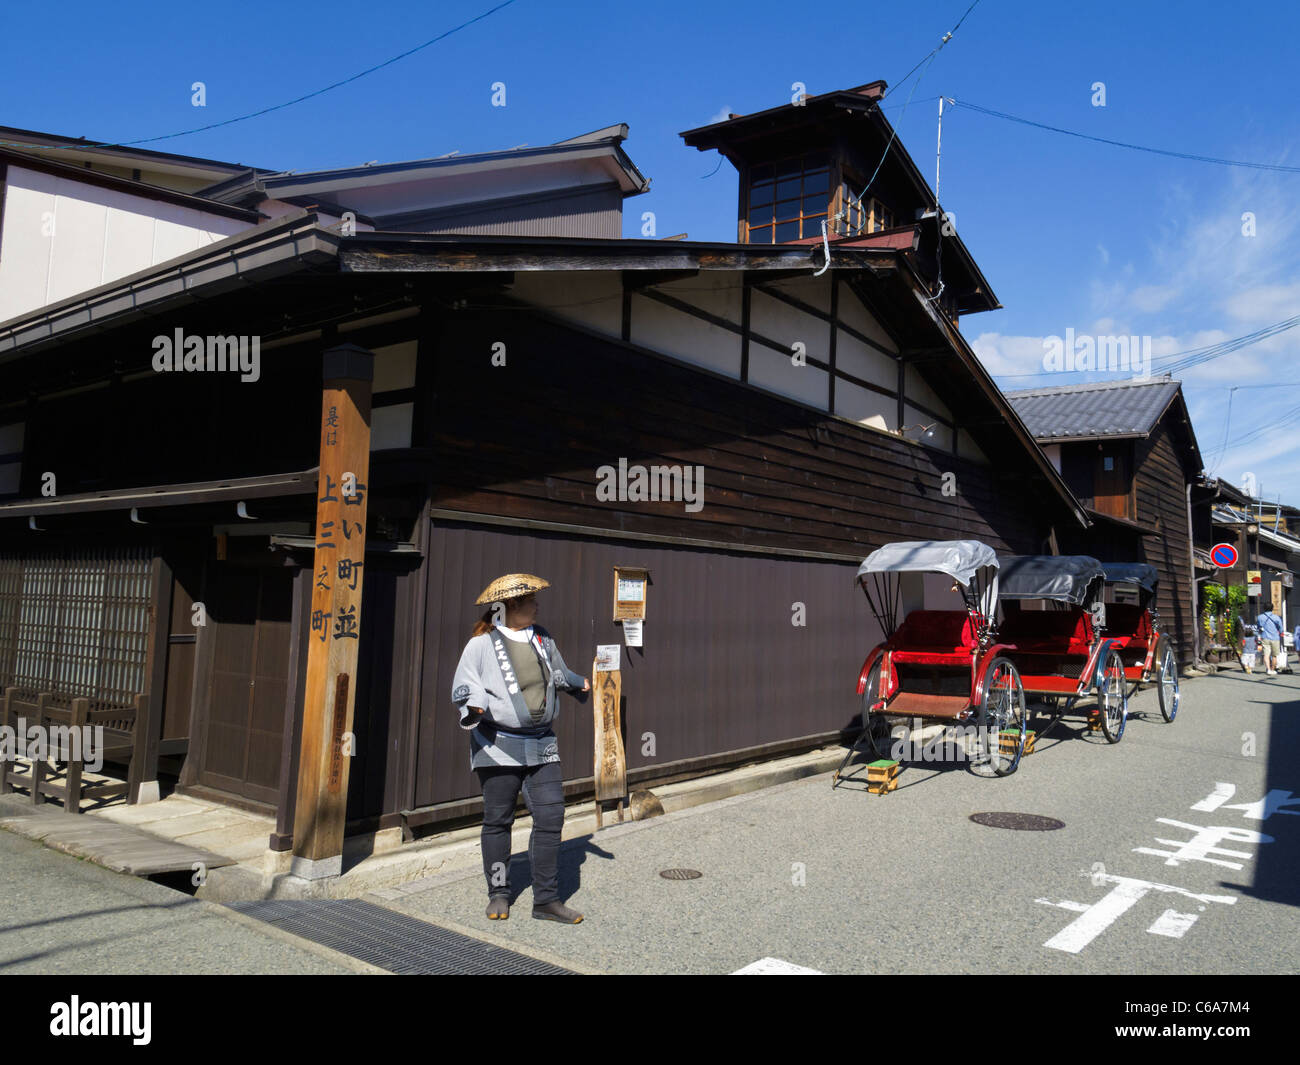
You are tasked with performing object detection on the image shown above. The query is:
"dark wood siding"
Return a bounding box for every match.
[1135,418,1194,664]
[416,522,963,811]
[424,311,1060,558]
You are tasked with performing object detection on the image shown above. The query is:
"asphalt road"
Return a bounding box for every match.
[0,810,363,975]
[383,670,1300,975]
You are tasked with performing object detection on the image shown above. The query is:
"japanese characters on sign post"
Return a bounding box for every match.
[292,344,374,878]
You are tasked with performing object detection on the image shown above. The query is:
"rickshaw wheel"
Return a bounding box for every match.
[975,656,1026,777]
[1098,649,1128,743]
[860,668,894,761]
[1157,642,1179,722]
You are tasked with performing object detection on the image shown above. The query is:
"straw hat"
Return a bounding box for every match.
[475,573,551,605]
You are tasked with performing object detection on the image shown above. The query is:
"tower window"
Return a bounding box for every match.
[834,183,894,236]
[746,153,830,243]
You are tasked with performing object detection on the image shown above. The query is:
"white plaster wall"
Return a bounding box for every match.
[510,271,623,338]
[749,287,828,367]
[749,342,829,409]
[834,378,893,431]
[835,330,897,393]
[630,296,742,378]
[904,402,954,452]
[0,166,250,322]
[837,286,899,354]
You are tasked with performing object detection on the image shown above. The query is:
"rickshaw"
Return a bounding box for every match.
[1100,562,1179,721]
[833,540,1030,784]
[995,554,1129,743]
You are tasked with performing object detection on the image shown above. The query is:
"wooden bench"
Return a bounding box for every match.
[0,687,144,813]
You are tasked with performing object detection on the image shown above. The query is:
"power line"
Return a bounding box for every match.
[855,0,985,205]
[950,97,1300,174]
[993,311,1300,381]
[0,0,520,153]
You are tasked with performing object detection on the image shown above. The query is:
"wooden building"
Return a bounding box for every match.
[1005,377,1204,665]
[1198,478,1300,635]
[0,84,1093,860]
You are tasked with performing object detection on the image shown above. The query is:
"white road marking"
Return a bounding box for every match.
[1147,909,1199,938]
[1035,897,1089,913]
[732,957,823,975]
[1042,874,1236,954]
[1190,782,1236,813]
[1133,819,1273,870]
[1190,783,1300,821]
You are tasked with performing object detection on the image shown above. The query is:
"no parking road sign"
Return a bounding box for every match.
[1210,543,1239,568]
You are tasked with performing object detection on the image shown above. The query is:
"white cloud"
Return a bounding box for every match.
[707,104,733,125]
[970,332,1052,378]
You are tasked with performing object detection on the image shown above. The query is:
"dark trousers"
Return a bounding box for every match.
[475,760,565,905]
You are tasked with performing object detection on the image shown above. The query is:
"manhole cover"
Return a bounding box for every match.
[659,868,703,880]
[969,812,1065,831]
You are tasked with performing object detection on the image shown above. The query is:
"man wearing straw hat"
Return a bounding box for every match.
[452,573,590,923]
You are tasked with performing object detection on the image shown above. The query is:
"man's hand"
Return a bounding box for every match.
[581,677,591,692]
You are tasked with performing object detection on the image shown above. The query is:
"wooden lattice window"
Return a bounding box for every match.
[833,186,895,237]
[0,546,152,709]
[746,153,830,243]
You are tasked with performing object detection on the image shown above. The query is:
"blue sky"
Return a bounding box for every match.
[6,0,1299,504]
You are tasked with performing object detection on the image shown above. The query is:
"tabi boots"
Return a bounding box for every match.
[532,900,584,923]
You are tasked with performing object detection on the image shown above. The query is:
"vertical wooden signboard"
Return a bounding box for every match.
[593,644,627,828]
[292,344,373,879]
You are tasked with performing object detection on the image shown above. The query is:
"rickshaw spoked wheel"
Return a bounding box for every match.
[1157,641,1180,722]
[1098,649,1128,743]
[833,658,892,787]
[860,666,894,761]
[975,656,1026,777]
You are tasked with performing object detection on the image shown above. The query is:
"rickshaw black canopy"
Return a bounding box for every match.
[998,554,1106,606]
[1101,562,1159,594]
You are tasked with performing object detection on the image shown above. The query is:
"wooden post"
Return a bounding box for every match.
[592,659,627,829]
[0,687,13,795]
[138,552,173,804]
[65,697,88,815]
[291,344,374,880]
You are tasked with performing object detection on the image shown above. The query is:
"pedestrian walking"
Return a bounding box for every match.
[1255,601,1284,676]
[1241,631,1257,674]
[451,573,590,924]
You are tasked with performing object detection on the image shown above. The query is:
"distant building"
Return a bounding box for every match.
[1005,377,1203,664]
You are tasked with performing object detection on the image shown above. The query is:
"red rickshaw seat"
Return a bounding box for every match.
[998,607,1093,655]
[890,610,977,658]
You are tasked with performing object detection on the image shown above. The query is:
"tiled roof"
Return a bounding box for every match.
[1005,377,1182,440]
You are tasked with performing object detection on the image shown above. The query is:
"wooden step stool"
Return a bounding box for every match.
[999,729,1035,757]
[865,759,900,796]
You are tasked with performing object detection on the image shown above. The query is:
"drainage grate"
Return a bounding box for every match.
[659,868,703,880]
[969,812,1066,831]
[227,898,575,975]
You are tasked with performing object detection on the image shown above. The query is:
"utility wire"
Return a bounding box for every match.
[0,0,520,153]
[950,97,1300,174]
[854,0,984,205]
[994,311,1300,381]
